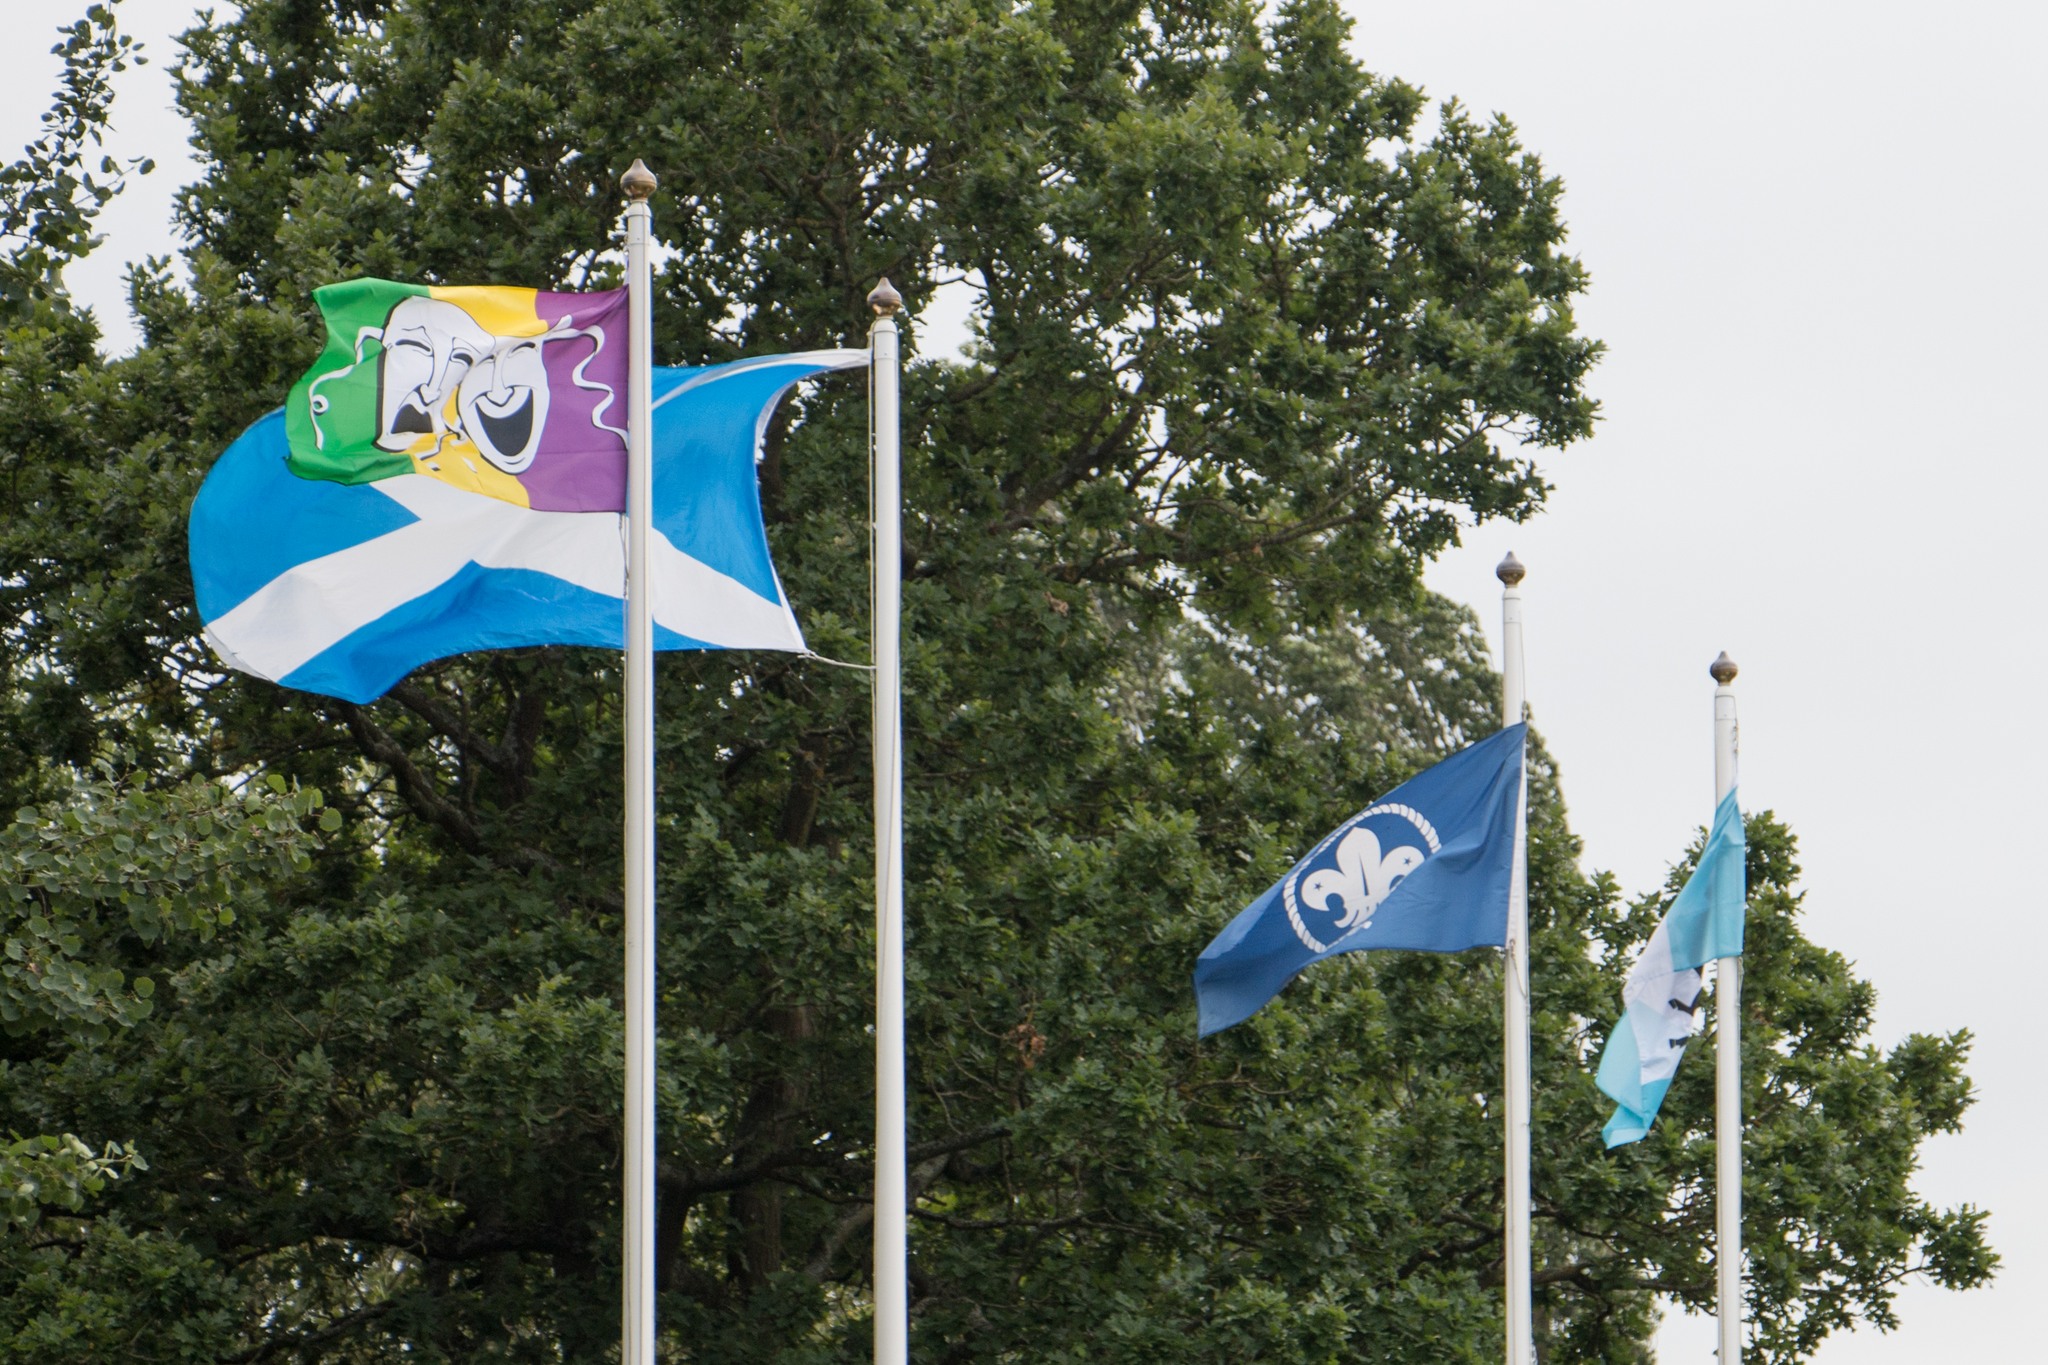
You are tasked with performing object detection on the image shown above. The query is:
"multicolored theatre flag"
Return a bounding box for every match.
[1193,724,1526,1036]
[1594,789,1747,1146]
[283,279,635,511]
[189,278,865,702]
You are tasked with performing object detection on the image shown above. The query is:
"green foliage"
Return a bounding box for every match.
[0,770,321,1246]
[0,1,1989,1361]
[2,774,323,1040]
[0,1133,144,1231]
[0,2,152,321]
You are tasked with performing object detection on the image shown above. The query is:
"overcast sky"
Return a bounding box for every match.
[1353,3,2048,1359]
[5,3,2040,1359]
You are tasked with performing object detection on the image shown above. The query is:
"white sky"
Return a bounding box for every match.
[1357,2,2048,1359]
[4,2,2038,1359]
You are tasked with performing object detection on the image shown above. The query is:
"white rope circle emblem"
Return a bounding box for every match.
[1282,803,1442,953]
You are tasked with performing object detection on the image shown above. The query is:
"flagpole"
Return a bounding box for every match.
[620,158,659,1365]
[1712,651,1742,1364]
[1497,552,1532,1365]
[868,277,908,1365]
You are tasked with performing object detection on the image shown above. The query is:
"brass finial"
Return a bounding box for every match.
[621,159,657,201]
[1710,651,1739,685]
[1495,551,1526,587]
[867,277,903,317]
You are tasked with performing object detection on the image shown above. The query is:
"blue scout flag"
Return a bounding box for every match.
[189,289,866,703]
[1594,789,1746,1146]
[1194,724,1527,1036]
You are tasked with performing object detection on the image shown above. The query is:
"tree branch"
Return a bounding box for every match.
[335,702,483,853]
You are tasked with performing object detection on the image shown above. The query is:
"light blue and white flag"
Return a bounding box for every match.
[190,347,866,703]
[1595,789,1747,1146]
[1193,724,1526,1036]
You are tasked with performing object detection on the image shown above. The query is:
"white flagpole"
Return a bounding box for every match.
[1712,651,1742,1363]
[620,158,659,1365]
[867,277,908,1365]
[1497,552,1532,1365]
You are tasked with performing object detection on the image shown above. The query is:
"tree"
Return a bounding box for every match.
[0,773,327,1358]
[0,1,1990,1360]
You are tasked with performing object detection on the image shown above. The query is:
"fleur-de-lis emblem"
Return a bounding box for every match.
[1299,826,1427,930]
[1281,802,1442,953]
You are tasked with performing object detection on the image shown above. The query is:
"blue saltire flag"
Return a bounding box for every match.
[1193,724,1527,1037]
[191,321,867,703]
[1594,789,1746,1146]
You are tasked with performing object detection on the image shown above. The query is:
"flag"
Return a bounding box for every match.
[189,278,865,703]
[1193,724,1526,1036]
[1595,789,1746,1146]
[282,278,635,510]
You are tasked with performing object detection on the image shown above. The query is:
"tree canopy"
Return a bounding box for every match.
[0,1,1992,1360]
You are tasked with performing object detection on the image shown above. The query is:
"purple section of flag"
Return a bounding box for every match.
[518,287,630,512]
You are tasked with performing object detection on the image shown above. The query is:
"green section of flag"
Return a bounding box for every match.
[283,278,430,485]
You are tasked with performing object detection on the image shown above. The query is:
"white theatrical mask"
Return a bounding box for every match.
[374,297,496,454]
[456,335,550,473]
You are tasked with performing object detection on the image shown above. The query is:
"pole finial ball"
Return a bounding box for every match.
[1495,551,1526,587]
[868,277,904,317]
[1710,651,1739,685]
[621,159,657,201]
